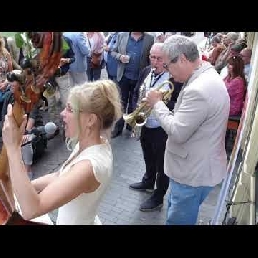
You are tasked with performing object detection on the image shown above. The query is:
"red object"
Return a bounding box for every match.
[202,54,208,61]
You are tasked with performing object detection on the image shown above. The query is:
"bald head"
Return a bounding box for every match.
[226,32,239,42]
[240,48,252,65]
[223,32,239,46]
[149,43,166,74]
[150,42,164,52]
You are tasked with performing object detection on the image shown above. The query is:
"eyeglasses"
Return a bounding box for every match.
[163,56,179,70]
[149,55,163,62]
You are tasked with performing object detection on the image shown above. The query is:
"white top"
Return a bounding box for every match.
[29,138,113,225]
[56,138,113,225]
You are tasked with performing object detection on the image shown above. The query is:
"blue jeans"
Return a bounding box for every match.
[166,179,213,225]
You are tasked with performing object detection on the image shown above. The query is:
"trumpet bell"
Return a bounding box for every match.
[135,112,147,127]
[123,113,136,127]
[123,112,147,128]
[43,82,56,98]
[43,88,56,98]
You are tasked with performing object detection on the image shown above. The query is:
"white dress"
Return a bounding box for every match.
[31,138,113,225]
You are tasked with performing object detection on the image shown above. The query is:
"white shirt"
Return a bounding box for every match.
[56,139,113,225]
[142,71,170,128]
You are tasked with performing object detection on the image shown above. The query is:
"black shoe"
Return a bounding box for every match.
[129,182,154,193]
[140,196,163,212]
[111,130,122,139]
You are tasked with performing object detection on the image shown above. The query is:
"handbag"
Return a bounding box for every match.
[90,52,102,68]
[87,36,102,69]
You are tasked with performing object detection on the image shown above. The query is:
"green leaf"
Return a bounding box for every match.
[0,32,17,38]
[15,33,25,48]
[62,38,70,54]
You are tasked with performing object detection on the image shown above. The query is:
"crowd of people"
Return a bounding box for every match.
[0,31,251,225]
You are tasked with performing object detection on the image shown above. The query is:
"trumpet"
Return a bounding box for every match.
[43,80,57,98]
[123,80,174,139]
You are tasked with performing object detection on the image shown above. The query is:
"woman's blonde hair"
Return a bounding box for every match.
[66,79,122,149]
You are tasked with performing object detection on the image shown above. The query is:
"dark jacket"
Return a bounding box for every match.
[111,32,154,82]
[55,36,75,77]
[132,65,184,111]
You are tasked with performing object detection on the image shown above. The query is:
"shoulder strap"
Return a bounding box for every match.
[86,36,91,49]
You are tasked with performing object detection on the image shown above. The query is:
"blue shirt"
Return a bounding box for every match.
[105,33,119,78]
[124,34,144,81]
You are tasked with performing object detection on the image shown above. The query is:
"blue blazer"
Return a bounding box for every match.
[63,32,90,73]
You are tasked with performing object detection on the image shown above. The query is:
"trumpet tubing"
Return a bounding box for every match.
[124,80,174,138]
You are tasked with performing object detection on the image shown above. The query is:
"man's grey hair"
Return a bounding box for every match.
[226,32,239,43]
[162,35,199,63]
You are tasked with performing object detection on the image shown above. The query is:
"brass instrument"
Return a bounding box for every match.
[43,80,57,98]
[123,80,174,139]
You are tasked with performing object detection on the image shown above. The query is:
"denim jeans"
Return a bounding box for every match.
[166,179,213,225]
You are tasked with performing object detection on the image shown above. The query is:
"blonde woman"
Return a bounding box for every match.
[2,79,122,225]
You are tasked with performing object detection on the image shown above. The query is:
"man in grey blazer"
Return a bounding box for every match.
[110,32,154,138]
[146,35,230,225]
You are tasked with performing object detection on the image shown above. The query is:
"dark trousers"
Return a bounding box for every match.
[108,74,116,81]
[86,57,102,81]
[87,66,102,81]
[140,126,169,200]
[114,76,137,132]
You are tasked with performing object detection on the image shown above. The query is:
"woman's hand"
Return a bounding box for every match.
[2,104,27,152]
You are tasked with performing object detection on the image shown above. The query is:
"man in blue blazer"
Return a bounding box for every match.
[63,32,90,86]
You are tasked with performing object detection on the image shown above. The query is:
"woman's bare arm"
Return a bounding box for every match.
[32,172,59,193]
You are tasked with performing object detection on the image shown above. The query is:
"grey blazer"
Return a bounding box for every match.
[111,32,154,82]
[153,62,230,187]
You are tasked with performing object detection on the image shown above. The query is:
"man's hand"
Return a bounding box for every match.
[0,81,8,91]
[59,58,70,66]
[103,44,109,52]
[22,135,30,145]
[146,90,163,108]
